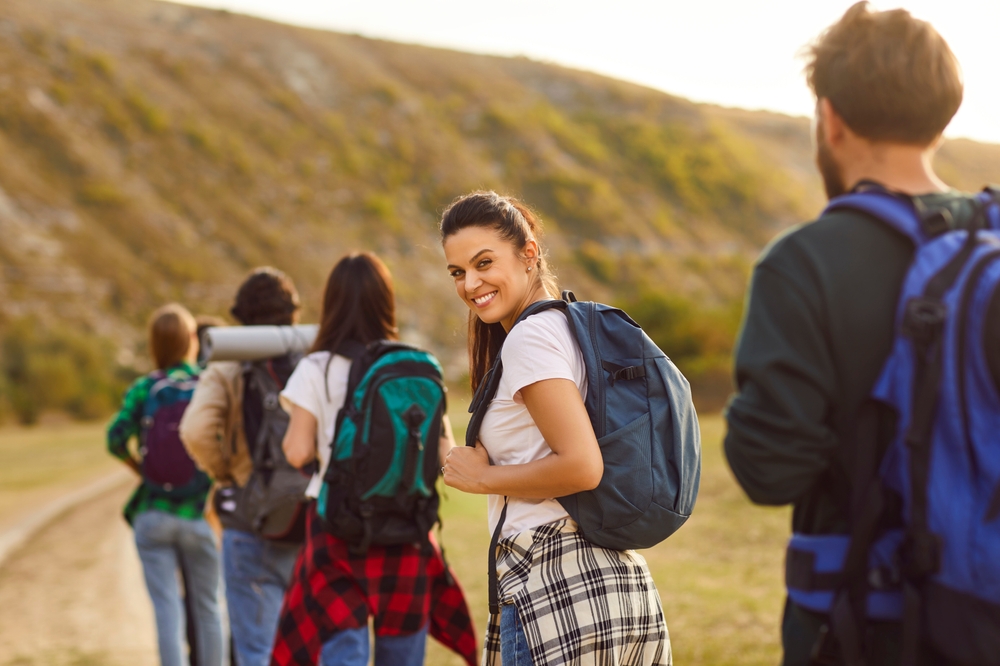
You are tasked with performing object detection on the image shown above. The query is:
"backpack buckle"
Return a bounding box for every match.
[901,298,947,348]
[919,207,953,237]
[808,623,840,665]
[601,361,646,386]
[867,564,901,590]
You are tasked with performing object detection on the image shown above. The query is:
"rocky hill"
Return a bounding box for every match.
[1,0,998,422]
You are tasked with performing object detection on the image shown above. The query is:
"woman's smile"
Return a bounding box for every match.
[471,290,498,308]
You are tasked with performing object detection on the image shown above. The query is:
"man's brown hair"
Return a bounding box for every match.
[149,303,196,369]
[230,266,300,326]
[805,1,963,145]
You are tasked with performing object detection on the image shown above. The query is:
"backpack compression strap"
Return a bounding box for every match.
[464,298,569,448]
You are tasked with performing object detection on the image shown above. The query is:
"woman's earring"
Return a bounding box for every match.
[527,266,533,272]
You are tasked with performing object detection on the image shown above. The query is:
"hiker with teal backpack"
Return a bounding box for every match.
[441,192,700,665]
[269,252,476,666]
[725,4,1000,665]
[107,303,223,666]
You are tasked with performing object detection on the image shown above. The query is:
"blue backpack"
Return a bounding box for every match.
[784,187,1000,665]
[467,291,702,613]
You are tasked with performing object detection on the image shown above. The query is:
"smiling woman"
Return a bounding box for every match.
[439,191,671,666]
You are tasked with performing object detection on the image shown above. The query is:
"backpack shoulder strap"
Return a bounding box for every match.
[976,187,1000,231]
[823,190,927,246]
[244,360,285,466]
[512,298,568,326]
[147,371,197,403]
[465,298,572,449]
[342,340,415,398]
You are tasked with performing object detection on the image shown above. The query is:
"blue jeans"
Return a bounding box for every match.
[222,529,300,666]
[319,625,428,666]
[134,510,224,666]
[500,604,532,666]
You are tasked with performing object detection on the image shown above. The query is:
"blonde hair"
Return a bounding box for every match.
[148,303,197,369]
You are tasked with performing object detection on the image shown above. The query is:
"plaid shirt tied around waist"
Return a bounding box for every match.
[271,503,477,666]
[484,519,671,666]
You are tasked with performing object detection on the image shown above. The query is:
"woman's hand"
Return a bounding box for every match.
[442,441,491,493]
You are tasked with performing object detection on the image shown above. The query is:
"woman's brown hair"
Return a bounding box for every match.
[148,303,197,370]
[311,252,398,394]
[439,191,557,392]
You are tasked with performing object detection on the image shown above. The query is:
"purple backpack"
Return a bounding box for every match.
[140,373,209,497]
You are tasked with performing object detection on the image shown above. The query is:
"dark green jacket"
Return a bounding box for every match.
[724,191,1000,665]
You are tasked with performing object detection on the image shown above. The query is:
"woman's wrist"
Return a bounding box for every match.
[474,465,495,495]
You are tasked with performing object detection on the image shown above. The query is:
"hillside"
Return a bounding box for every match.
[0,0,998,422]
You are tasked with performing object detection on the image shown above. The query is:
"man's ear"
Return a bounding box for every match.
[819,98,847,148]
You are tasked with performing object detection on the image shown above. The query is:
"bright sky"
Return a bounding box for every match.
[175,0,999,144]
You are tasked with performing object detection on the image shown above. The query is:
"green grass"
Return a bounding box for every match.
[427,414,790,665]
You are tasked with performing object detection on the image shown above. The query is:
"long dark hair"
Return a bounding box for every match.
[311,252,398,396]
[439,191,557,392]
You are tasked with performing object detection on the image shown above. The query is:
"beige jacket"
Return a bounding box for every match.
[179,361,254,488]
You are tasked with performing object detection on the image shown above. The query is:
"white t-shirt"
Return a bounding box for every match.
[279,351,352,498]
[480,308,589,539]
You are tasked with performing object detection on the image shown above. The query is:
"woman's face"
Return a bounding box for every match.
[444,225,539,331]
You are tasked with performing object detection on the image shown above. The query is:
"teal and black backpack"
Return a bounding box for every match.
[318,341,446,554]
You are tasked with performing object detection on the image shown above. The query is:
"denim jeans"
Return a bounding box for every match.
[134,510,224,666]
[319,625,428,666]
[222,529,300,666]
[500,604,533,666]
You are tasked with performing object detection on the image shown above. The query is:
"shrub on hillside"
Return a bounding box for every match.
[0,318,134,425]
[617,287,741,411]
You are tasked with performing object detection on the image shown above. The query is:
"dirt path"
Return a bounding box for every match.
[0,482,157,666]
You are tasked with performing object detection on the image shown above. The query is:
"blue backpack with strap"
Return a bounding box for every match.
[467,291,701,614]
[784,186,1000,665]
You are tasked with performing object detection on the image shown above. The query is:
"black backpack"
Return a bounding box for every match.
[318,341,447,554]
[237,357,310,541]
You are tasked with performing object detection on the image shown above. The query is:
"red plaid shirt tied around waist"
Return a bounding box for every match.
[271,503,477,666]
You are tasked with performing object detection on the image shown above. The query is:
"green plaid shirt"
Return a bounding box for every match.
[107,361,207,525]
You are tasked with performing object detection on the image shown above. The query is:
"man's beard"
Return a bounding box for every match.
[815,126,847,200]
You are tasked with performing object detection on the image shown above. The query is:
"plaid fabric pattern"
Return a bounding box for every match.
[271,503,477,666]
[483,519,671,666]
[106,362,207,525]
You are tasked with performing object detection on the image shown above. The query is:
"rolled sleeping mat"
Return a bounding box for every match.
[204,324,319,362]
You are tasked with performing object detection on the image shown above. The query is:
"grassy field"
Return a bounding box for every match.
[1,411,790,665]
[0,421,118,527]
